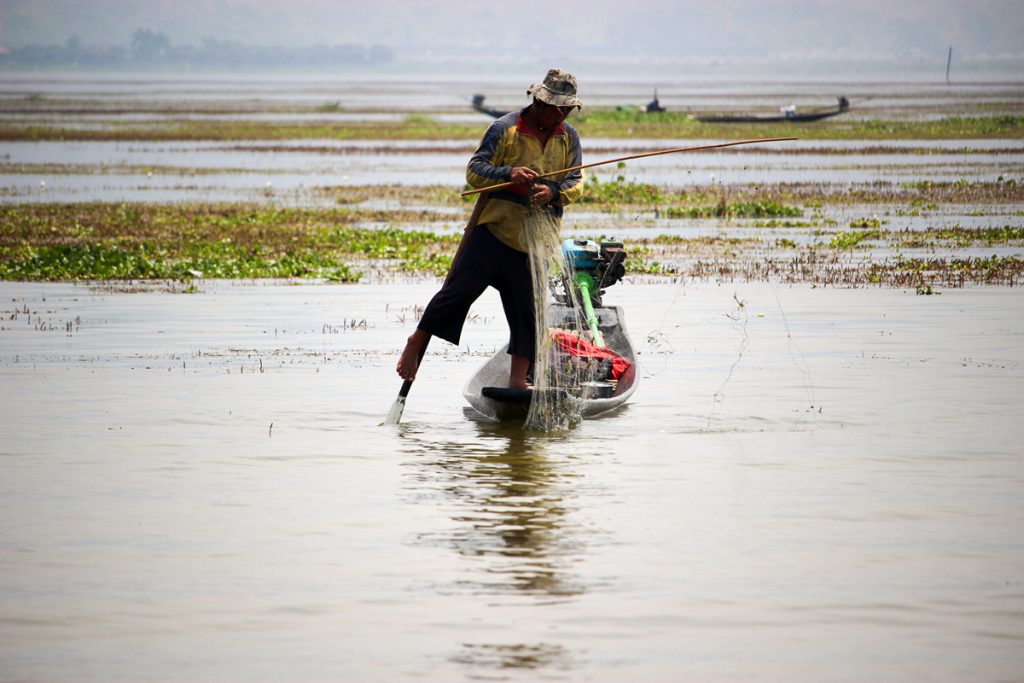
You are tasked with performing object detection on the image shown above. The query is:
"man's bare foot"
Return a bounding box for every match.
[397,330,428,381]
[509,353,531,389]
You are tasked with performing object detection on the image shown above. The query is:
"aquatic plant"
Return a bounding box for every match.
[0,242,363,281]
[664,200,802,219]
[751,220,818,228]
[0,203,458,282]
[863,255,1024,288]
[830,229,887,249]
[578,175,665,205]
[895,225,1024,248]
[3,114,1020,143]
[2,202,1020,288]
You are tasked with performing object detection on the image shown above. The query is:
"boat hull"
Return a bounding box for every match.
[694,97,850,123]
[695,109,844,123]
[462,304,638,423]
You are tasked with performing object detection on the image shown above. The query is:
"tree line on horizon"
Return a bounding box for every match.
[0,29,393,68]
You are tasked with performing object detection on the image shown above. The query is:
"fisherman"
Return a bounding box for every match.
[396,67,585,389]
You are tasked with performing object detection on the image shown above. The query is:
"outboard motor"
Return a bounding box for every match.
[555,238,627,346]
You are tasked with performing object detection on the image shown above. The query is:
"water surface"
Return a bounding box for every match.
[1,279,1022,681]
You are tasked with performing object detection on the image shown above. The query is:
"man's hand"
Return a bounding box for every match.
[530,182,555,207]
[530,178,560,207]
[510,166,538,185]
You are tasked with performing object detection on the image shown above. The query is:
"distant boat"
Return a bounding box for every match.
[695,96,850,123]
[471,94,508,118]
[646,89,666,113]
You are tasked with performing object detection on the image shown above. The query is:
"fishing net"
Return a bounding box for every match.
[520,208,593,432]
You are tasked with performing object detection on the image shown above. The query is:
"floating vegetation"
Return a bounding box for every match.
[752,219,823,228]
[894,179,1024,203]
[572,177,805,217]
[0,162,259,176]
[3,114,1021,142]
[849,217,884,228]
[727,180,1023,206]
[866,255,1023,288]
[314,184,467,207]
[194,180,1024,210]
[824,225,1024,250]
[0,242,361,281]
[0,203,459,282]
[550,113,1023,141]
[665,200,802,219]
[681,252,1024,288]
[1,203,1020,288]
[578,175,665,204]
[652,234,761,247]
[897,225,1024,248]
[0,120,488,143]
[625,258,678,276]
[830,230,887,249]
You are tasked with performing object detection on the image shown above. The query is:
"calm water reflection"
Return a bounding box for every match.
[449,641,571,674]
[400,419,589,677]
[402,417,586,600]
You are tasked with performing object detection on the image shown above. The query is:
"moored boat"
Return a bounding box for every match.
[471,94,508,118]
[695,96,850,123]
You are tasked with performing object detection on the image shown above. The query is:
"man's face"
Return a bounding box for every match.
[537,100,573,128]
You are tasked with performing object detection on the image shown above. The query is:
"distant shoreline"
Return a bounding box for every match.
[3,55,1024,81]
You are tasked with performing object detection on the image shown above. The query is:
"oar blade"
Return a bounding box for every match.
[381,377,415,426]
[381,394,407,426]
[381,198,484,425]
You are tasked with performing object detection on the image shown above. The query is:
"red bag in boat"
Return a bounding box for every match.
[551,330,632,380]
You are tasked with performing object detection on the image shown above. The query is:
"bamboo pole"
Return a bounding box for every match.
[460,137,799,197]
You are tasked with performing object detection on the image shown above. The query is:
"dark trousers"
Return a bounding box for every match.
[417,225,536,360]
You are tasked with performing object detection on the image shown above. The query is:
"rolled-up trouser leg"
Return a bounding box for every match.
[416,226,492,345]
[417,225,535,359]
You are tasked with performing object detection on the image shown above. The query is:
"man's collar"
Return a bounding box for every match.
[516,106,565,137]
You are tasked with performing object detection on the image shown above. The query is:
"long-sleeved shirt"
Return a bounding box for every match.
[466,107,584,253]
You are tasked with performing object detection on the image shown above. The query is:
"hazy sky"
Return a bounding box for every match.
[2,0,1022,60]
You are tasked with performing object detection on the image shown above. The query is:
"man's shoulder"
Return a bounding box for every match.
[489,109,521,132]
[562,120,581,143]
[478,110,520,144]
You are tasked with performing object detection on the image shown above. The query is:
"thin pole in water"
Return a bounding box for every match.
[381,196,489,426]
[946,46,953,85]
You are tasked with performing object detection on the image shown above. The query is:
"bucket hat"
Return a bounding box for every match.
[528,68,583,109]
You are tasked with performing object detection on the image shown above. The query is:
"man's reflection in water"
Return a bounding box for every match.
[449,642,571,673]
[402,414,586,599]
[400,416,590,676]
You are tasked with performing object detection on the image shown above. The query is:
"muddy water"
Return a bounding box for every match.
[3,72,1022,204]
[3,70,1022,115]
[6,138,1021,204]
[1,279,1022,682]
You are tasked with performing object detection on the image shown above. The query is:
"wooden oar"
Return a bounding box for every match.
[460,137,798,197]
[382,195,489,426]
